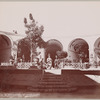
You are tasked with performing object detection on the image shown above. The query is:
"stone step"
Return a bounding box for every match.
[27,87,78,93]
[41,77,63,81]
[43,74,61,76]
[43,75,61,77]
[31,85,72,89]
[42,76,62,79]
[42,77,62,80]
[42,78,62,81]
[41,79,63,82]
[39,81,69,85]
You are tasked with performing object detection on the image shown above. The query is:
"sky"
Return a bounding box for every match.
[0,1,100,51]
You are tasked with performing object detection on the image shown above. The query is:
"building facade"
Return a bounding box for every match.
[0,31,100,65]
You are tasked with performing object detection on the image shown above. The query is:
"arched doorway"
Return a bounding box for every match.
[45,39,63,66]
[0,34,12,64]
[94,37,100,64]
[17,38,31,62]
[68,38,89,63]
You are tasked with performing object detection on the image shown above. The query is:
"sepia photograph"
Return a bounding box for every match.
[0,0,100,99]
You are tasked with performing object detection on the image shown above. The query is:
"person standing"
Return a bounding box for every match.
[54,55,58,69]
[46,54,52,69]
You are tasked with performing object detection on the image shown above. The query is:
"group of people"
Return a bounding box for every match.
[8,53,65,69]
[46,54,64,69]
[30,54,64,69]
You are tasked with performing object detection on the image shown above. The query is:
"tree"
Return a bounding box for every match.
[18,13,45,62]
[56,51,67,59]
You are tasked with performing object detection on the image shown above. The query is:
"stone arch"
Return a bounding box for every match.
[0,34,12,63]
[94,37,100,61]
[17,38,31,62]
[68,38,89,63]
[45,39,63,66]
